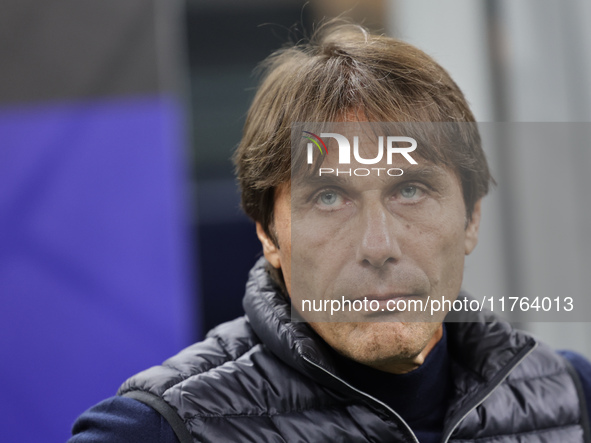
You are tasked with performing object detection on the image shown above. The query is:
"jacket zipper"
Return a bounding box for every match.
[302,355,420,443]
[304,340,536,443]
[441,342,537,443]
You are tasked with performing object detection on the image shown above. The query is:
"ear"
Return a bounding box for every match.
[464,199,482,255]
[256,222,281,268]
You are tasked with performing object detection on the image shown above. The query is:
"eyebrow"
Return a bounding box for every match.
[394,165,450,182]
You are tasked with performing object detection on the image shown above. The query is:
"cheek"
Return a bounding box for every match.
[404,212,466,287]
[290,212,355,298]
[432,226,467,292]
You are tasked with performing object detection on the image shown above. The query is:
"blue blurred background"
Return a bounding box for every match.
[1,1,590,441]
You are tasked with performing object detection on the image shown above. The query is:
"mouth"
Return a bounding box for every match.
[355,293,421,301]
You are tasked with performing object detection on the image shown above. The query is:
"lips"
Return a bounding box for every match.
[354,293,419,301]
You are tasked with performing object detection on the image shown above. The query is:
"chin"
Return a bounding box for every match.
[311,321,441,370]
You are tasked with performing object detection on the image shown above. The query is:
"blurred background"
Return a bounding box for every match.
[1,0,590,441]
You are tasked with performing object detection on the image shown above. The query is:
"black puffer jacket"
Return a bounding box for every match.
[119,258,590,442]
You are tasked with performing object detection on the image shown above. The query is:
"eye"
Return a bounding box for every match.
[394,184,426,203]
[400,186,418,199]
[314,189,347,211]
[319,191,338,205]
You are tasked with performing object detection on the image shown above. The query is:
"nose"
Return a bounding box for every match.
[356,199,402,268]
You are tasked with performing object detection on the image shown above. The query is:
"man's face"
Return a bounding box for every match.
[257,138,481,374]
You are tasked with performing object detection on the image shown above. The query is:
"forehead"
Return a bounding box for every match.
[293,128,459,186]
[291,121,458,176]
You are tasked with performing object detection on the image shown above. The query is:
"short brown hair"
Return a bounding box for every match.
[233,21,493,240]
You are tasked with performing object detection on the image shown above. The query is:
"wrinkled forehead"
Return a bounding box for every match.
[291,121,459,184]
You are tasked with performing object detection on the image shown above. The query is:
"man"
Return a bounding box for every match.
[70,23,591,442]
